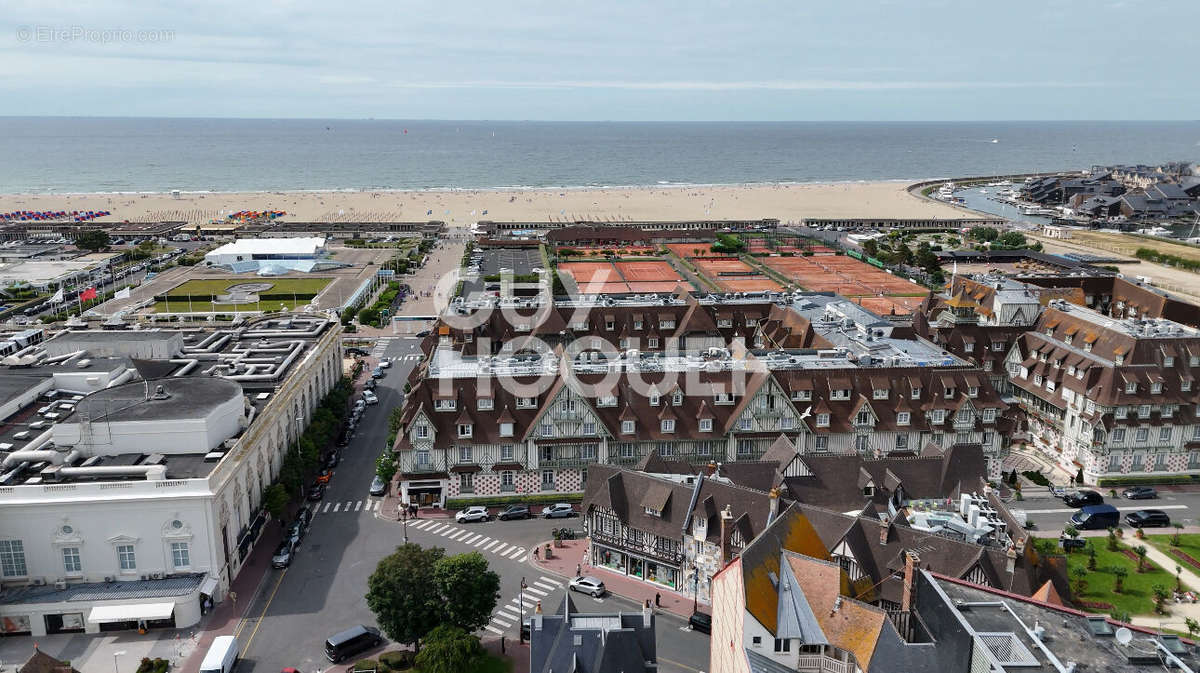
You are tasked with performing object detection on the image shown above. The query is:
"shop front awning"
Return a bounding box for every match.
[199,575,219,597]
[87,602,176,624]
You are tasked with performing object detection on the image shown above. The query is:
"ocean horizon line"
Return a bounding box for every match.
[0,115,1191,124]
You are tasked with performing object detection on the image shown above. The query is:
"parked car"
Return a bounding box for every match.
[688,611,712,634]
[456,506,491,523]
[345,347,369,357]
[369,475,387,496]
[1070,504,1120,530]
[378,360,392,369]
[271,541,295,568]
[1125,509,1171,528]
[498,504,532,520]
[286,521,305,547]
[568,576,606,597]
[363,391,379,405]
[371,367,386,379]
[1122,486,1158,500]
[364,378,377,390]
[543,503,576,519]
[307,483,326,501]
[316,469,332,484]
[1062,490,1104,508]
[324,625,383,663]
[416,330,431,337]
[324,451,340,469]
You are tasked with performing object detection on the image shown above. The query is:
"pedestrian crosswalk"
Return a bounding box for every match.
[316,499,382,514]
[405,519,528,561]
[485,576,563,635]
[369,337,394,358]
[379,354,421,362]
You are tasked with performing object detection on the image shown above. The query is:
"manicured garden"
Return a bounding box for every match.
[1061,534,1177,617]
[162,277,332,297]
[1145,533,1200,575]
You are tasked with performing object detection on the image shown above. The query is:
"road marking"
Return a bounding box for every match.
[413,520,434,530]
[484,625,503,635]
[474,536,490,547]
[526,587,548,597]
[533,580,558,591]
[510,547,526,559]
[440,526,456,536]
[494,544,511,555]
[429,523,448,534]
[1022,504,1189,514]
[484,541,500,551]
[333,503,341,512]
[679,625,692,632]
[538,576,563,587]
[354,501,362,511]
[449,530,468,541]
[344,501,352,511]
[322,502,332,513]
[464,534,481,544]
[499,606,521,619]
[491,616,513,628]
[235,566,288,657]
[658,656,705,673]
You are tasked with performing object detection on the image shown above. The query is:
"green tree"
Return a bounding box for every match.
[996,231,1028,248]
[862,239,879,258]
[413,625,483,673]
[1106,527,1119,551]
[1134,545,1148,573]
[1063,524,1079,552]
[263,484,291,521]
[376,451,397,482]
[968,226,999,242]
[434,552,501,633]
[1186,617,1199,639]
[74,230,111,251]
[1153,584,1171,614]
[1172,523,1184,546]
[366,544,446,651]
[388,406,406,439]
[1113,566,1128,593]
[1070,566,1088,596]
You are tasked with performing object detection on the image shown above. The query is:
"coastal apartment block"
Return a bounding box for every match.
[392,292,1010,507]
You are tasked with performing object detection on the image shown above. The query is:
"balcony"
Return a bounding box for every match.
[500,483,516,493]
[611,454,642,466]
[796,655,853,673]
[591,529,684,565]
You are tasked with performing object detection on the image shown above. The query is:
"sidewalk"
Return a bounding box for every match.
[178,524,283,673]
[532,539,700,620]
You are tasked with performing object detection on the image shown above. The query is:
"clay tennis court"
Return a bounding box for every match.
[557,245,657,256]
[614,260,681,282]
[559,261,623,285]
[627,281,688,293]
[691,257,782,292]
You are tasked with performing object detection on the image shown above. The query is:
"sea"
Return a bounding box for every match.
[0,118,1197,194]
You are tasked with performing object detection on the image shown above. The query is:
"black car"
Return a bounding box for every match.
[1122,486,1158,500]
[345,347,369,357]
[688,612,712,634]
[1125,509,1171,528]
[307,483,326,501]
[498,504,532,521]
[415,330,431,338]
[364,378,377,390]
[324,451,340,469]
[1062,490,1104,508]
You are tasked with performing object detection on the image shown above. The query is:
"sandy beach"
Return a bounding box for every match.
[0,182,976,226]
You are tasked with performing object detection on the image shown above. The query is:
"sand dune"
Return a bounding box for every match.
[0,182,975,226]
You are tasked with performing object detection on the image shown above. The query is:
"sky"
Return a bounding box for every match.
[1,0,1197,121]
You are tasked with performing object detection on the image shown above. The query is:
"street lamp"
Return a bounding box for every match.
[113,651,126,673]
[401,508,408,543]
[519,577,528,643]
[295,416,304,500]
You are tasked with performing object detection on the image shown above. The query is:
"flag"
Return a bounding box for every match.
[50,287,64,303]
[115,287,131,300]
[79,287,98,301]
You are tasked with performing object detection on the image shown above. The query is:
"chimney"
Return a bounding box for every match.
[1006,545,1018,575]
[766,487,780,527]
[719,505,734,565]
[901,550,920,613]
[642,599,653,628]
[879,517,890,546]
[533,600,543,631]
[706,461,718,477]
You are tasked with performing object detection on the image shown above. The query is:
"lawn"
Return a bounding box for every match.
[154,298,313,314]
[1065,538,1174,616]
[163,277,332,297]
[1145,533,1200,576]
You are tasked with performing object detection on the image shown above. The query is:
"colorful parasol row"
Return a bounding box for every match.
[1,210,111,222]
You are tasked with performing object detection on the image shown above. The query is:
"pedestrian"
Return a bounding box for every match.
[501,636,506,654]
[534,547,540,561]
[576,563,582,577]
[655,592,661,608]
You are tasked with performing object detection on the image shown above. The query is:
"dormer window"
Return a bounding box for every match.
[1084,342,1092,352]
[968,386,978,398]
[517,397,537,408]
[793,389,812,401]
[1115,354,1125,365]
[931,409,946,424]
[621,420,635,434]
[634,319,643,330]
[1138,404,1151,418]
[718,318,733,328]
[648,337,659,348]
[911,387,921,399]
[1126,382,1137,394]
[435,399,457,411]
[660,319,675,329]
[1184,380,1193,392]
[457,423,473,438]
[715,392,734,405]
[516,323,530,332]
[1034,375,1043,386]
[991,341,1006,352]
[1151,382,1163,394]
[464,332,473,343]
[699,418,713,432]
[944,387,955,399]
[1068,366,1076,376]
[415,424,430,439]
[644,507,661,517]
[605,319,615,330]
[855,410,872,425]
[500,422,514,437]
[661,419,675,433]
[1045,328,1054,336]
[598,395,617,407]
[873,388,888,400]
[1064,335,1073,345]
[1165,356,1175,367]
[983,408,996,423]
[478,398,494,411]
[649,394,660,406]
[1192,356,1200,367]
[964,342,974,353]
[1115,406,1127,419]
[746,318,758,327]
[816,413,830,428]
[672,392,683,406]
[897,411,911,426]
[830,389,850,400]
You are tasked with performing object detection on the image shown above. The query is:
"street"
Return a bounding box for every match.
[1016,485,1200,534]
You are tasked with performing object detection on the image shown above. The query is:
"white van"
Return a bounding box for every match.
[199,635,239,673]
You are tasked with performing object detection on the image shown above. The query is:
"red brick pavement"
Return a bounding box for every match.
[531,539,702,620]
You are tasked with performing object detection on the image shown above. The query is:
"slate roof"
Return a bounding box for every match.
[529,592,656,673]
[736,504,831,634]
[19,650,81,673]
[0,573,206,605]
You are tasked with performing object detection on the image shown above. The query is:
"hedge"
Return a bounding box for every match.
[445,492,584,510]
[1096,474,1200,487]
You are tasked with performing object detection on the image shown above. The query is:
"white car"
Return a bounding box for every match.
[362,391,379,405]
[568,576,606,597]
[455,506,490,523]
[378,360,392,369]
